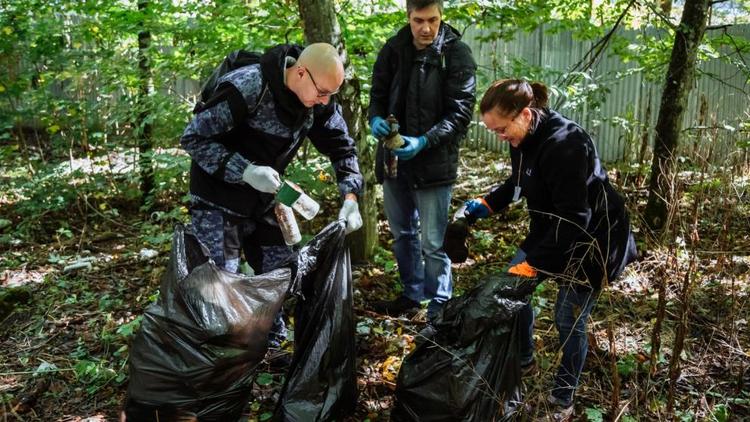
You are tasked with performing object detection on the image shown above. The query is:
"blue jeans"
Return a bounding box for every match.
[383,177,452,318]
[512,250,598,406]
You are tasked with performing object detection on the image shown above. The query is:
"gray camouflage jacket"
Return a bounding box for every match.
[180,44,363,218]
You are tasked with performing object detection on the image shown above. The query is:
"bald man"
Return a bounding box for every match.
[180,43,363,356]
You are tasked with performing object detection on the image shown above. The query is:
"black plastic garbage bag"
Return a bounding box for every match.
[392,274,540,422]
[275,220,358,421]
[124,224,291,422]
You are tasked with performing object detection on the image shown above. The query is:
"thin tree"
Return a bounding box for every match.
[137,0,154,210]
[644,0,711,232]
[297,0,377,262]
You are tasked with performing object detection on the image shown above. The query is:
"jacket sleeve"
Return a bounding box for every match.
[484,177,515,213]
[179,84,250,184]
[368,44,393,122]
[423,42,477,148]
[525,139,593,277]
[308,101,364,197]
[483,148,520,212]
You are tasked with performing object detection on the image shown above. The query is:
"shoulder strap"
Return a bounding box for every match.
[193,78,267,128]
[248,82,268,119]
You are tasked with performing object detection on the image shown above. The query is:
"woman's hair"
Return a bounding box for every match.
[479,79,549,116]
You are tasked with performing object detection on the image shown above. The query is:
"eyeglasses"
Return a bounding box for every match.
[305,67,339,97]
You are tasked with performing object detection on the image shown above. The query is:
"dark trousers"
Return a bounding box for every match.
[511,249,598,407]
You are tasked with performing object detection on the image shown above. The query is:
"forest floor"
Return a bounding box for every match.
[1,147,749,421]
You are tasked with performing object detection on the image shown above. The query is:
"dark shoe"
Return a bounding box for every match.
[372,295,420,317]
[426,300,444,322]
[415,323,437,347]
[534,394,573,422]
[521,358,538,377]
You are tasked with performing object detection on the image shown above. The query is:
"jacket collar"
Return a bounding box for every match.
[260,44,309,129]
[392,22,461,57]
[520,108,554,152]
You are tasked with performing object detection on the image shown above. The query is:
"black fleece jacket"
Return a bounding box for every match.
[484,109,636,290]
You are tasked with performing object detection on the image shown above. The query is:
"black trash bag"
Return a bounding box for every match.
[124,224,291,422]
[275,220,358,421]
[443,207,477,264]
[392,274,540,422]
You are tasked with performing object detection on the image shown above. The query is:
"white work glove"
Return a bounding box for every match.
[242,163,281,193]
[338,198,362,234]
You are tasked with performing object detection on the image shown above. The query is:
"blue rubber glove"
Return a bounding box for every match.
[370,116,391,139]
[392,136,427,160]
[464,198,492,219]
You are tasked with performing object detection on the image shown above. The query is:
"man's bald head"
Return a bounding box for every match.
[297,43,344,82]
[286,42,345,107]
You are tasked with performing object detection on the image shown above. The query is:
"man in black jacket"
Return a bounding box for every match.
[368,0,477,320]
[181,43,364,348]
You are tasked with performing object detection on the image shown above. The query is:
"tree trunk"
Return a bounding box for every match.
[643,0,710,232]
[297,0,377,263]
[137,1,154,210]
[637,88,652,167]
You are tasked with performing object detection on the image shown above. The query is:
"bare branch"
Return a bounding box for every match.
[553,0,638,107]
[695,67,749,94]
[706,24,732,30]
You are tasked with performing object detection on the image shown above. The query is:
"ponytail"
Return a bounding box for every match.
[480,79,549,116]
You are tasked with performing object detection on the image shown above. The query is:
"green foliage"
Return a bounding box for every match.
[711,403,730,422]
[584,406,604,422]
[283,145,339,202]
[617,352,638,377]
[117,315,143,338]
[255,372,275,386]
[0,0,304,163]
[373,245,397,275]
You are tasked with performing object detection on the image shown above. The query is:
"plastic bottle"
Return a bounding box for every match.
[277,180,320,221]
[383,115,404,150]
[383,115,401,178]
[275,203,302,245]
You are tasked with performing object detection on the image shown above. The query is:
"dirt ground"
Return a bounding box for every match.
[1,148,748,421]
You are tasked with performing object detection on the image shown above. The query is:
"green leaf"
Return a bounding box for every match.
[617,353,637,377]
[584,407,604,422]
[116,316,143,338]
[259,412,273,421]
[712,404,729,422]
[256,372,274,386]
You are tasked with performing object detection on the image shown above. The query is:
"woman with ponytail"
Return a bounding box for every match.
[464,79,637,421]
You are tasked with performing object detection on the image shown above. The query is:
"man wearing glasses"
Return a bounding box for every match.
[368,0,477,321]
[180,43,363,357]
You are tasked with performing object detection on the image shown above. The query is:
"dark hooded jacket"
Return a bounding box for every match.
[368,23,477,188]
[484,110,637,290]
[181,45,363,218]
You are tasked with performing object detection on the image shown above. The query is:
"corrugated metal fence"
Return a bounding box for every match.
[463,24,750,163]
